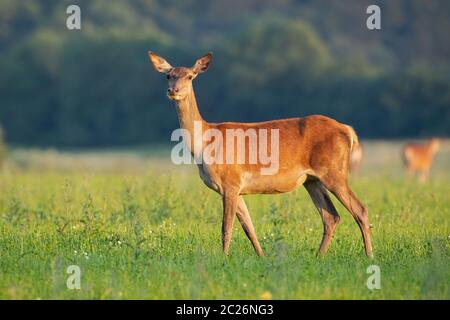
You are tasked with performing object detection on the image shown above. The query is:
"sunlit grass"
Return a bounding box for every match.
[0,141,449,299]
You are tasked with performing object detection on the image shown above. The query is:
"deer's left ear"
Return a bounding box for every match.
[192,52,212,74]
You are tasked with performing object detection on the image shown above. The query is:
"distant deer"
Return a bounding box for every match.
[349,143,363,175]
[403,138,440,182]
[148,52,373,258]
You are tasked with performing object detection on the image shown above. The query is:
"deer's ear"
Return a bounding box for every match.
[148,52,173,73]
[192,52,212,74]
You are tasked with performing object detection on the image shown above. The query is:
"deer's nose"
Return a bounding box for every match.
[167,88,178,95]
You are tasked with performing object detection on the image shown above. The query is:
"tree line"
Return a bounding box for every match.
[0,0,449,147]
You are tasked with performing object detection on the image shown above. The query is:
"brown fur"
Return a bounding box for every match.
[148,52,373,257]
[403,138,440,182]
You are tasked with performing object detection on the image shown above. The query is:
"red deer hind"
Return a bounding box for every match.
[148,51,373,258]
[403,138,440,182]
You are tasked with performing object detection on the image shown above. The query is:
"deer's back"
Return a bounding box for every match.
[202,115,354,194]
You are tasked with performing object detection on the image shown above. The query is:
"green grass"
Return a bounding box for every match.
[0,142,449,299]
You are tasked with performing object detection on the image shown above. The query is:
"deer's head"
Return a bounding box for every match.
[429,138,441,153]
[148,52,212,101]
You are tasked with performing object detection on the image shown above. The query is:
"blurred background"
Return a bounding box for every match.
[0,0,449,158]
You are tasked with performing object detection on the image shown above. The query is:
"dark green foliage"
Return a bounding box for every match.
[0,0,449,146]
[0,126,5,167]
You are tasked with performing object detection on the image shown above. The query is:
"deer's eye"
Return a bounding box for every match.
[187,75,193,80]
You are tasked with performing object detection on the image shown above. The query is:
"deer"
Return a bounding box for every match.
[402,138,440,182]
[148,51,373,258]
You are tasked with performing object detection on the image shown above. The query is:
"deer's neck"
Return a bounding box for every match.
[175,87,208,159]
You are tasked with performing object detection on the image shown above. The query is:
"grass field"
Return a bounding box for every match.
[0,141,449,299]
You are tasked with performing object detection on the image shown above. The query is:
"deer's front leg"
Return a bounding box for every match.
[222,190,238,255]
[237,196,264,256]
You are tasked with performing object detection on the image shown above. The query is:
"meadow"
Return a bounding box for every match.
[0,141,449,299]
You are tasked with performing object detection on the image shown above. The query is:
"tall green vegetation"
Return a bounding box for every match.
[0,143,449,298]
[0,0,449,146]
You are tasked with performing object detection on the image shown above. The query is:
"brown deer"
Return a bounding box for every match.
[403,138,440,182]
[148,52,373,258]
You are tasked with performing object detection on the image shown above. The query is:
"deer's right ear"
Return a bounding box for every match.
[148,52,173,74]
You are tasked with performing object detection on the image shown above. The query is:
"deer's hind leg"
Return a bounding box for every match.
[304,179,340,255]
[321,175,373,258]
[311,133,373,257]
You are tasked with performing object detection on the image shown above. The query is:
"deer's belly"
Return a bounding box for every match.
[240,172,307,194]
[197,164,309,195]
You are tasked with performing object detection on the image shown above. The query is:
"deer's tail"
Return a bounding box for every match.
[345,125,359,152]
